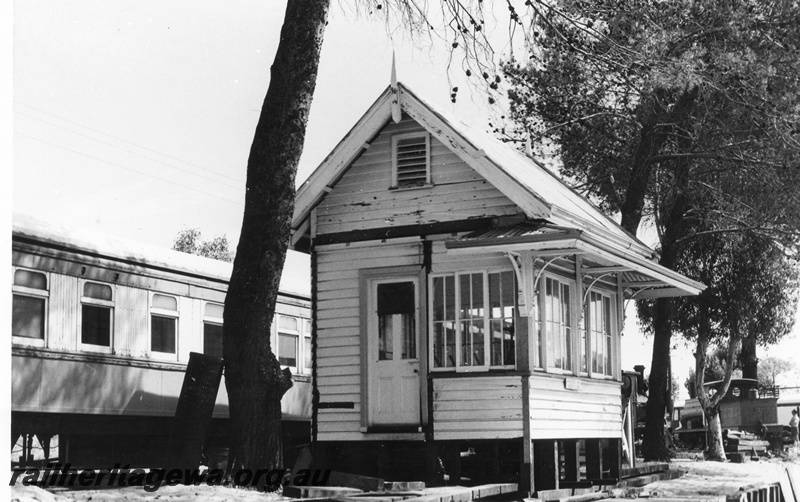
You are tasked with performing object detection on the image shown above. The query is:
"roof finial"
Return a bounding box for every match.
[391,51,398,89]
[391,52,402,123]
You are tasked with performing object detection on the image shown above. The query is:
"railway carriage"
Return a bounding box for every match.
[11,215,311,468]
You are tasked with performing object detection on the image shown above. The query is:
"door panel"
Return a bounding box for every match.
[369,278,421,426]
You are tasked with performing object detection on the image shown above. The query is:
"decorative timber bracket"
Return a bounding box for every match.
[506,251,568,317]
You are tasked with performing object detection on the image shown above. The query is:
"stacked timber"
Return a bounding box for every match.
[724,430,770,454]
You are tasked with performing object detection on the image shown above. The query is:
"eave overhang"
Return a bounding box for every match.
[445,227,705,298]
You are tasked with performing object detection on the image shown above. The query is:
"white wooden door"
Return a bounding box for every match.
[369,278,421,426]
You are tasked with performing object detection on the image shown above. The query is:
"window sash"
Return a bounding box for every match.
[277,314,313,373]
[544,277,572,372]
[151,314,177,354]
[81,304,112,348]
[587,291,614,377]
[278,332,299,367]
[203,322,224,359]
[431,270,515,371]
[12,294,46,340]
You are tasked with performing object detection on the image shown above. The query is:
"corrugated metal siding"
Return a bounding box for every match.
[528,374,622,439]
[433,376,524,440]
[316,118,519,236]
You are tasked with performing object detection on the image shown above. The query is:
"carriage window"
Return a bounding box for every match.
[12,269,48,342]
[278,316,299,369]
[151,293,178,355]
[81,281,113,350]
[203,302,224,359]
[303,319,312,374]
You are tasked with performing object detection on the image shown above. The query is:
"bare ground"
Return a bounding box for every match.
[8,451,800,502]
[632,451,800,498]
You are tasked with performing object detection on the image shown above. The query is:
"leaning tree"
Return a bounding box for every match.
[503,0,800,460]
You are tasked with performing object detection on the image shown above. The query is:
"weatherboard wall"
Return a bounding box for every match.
[315,240,424,442]
[528,373,622,439]
[432,375,525,440]
[314,117,520,236]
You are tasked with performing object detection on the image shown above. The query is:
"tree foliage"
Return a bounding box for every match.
[172,228,234,263]
[503,0,800,460]
[667,230,798,458]
[684,346,741,399]
[758,356,797,388]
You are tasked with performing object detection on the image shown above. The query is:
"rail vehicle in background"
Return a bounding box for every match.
[11,215,312,468]
[674,378,799,449]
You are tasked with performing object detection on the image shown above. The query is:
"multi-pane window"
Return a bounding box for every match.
[392,133,430,188]
[81,281,113,350]
[489,271,516,367]
[203,302,224,359]
[432,271,516,370]
[544,277,571,371]
[151,293,178,355]
[12,269,48,343]
[459,273,485,367]
[377,281,417,361]
[432,276,456,368]
[588,291,613,376]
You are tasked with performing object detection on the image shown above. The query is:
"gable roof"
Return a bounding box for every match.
[292,82,704,297]
[293,82,652,259]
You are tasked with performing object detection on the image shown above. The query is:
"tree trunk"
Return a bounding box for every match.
[704,407,726,461]
[740,335,757,381]
[694,331,741,461]
[641,206,686,460]
[637,95,697,461]
[641,295,673,461]
[619,87,699,234]
[223,0,331,480]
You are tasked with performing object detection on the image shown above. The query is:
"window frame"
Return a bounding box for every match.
[585,288,617,379]
[391,132,431,189]
[79,279,115,354]
[541,274,575,374]
[149,292,179,359]
[302,318,312,375]
[202,301,224,359]
[12,267,49,348]
[276,314,301,374]
[429,268,517,373]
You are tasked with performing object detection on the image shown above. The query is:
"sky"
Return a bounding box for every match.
[7,0,800,399]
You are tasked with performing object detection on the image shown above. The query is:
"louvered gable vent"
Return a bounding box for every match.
[392,133,430,187]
